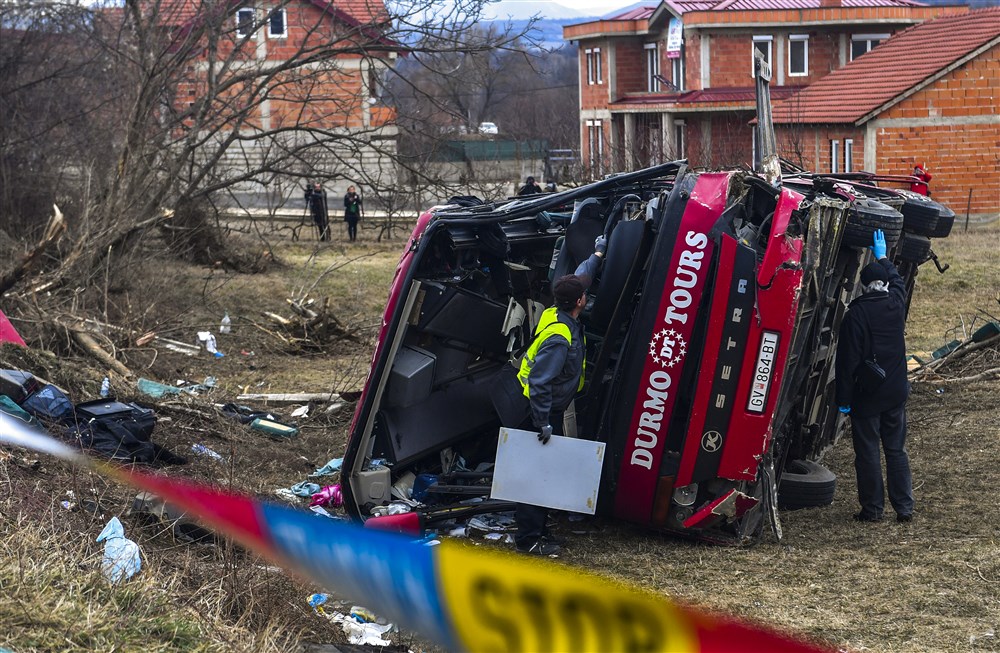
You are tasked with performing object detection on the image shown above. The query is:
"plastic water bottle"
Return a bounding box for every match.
[220,312,231,334]
[100,377,110,398]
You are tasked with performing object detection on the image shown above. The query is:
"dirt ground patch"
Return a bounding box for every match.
[2,222,998,652]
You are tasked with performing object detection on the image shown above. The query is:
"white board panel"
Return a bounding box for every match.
[491,427,605,515]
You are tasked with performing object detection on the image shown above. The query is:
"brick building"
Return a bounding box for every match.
[772,8,1000,218]
[563,0,965,176]
[159,0,399,199]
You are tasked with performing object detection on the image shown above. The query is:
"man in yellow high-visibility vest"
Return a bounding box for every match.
[513,236,605,555]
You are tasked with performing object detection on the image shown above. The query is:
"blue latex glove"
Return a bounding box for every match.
[871,229,887,260]
[594,235,608,256]
[838,406,851,414]
[538,425,553,444]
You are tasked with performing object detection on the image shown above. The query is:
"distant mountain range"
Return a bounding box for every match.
[480,0,998,49]
[482,1,589,20]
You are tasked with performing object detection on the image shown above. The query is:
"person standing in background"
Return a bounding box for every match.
[910,164,932,196]
[343,185,363,242]
[305,182,330,241]
[518,176,542,196]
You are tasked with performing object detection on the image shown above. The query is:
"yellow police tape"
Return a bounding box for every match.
[440,543,698,652]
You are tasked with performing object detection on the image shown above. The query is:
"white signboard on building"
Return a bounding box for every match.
[667,17,683,59]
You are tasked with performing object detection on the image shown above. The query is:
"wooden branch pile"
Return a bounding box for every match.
[263,297,360,346]
[910,332,1000,386]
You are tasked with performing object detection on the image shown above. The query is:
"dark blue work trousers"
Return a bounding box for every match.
[514,410,564,549]
[851,401,914,518]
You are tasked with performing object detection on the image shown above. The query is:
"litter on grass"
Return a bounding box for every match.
[96,517,141,584]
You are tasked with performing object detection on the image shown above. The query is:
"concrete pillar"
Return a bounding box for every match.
[700,34,711,89]
[776,35,785,86]
[623,113,636,170]
[864,121,877,172]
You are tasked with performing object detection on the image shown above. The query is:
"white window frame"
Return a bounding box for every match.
[587,119,604,174]
[850,33,890,61]
[844,138,854,173]
[645,42,660,92]
[752,35,772,76]
[594,47,603,84]
[831,140,840,174]
[236,8,255,38]
[788,34,808,77]
[585,49,594,85]
[267,8,287,38]
[674,120,686,159]
[671,51,685,91]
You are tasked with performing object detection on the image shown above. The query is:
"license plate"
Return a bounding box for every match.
[746,331,780,414]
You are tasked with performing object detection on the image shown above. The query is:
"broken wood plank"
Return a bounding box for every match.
[235,392,341,403]
[264,311,293,326]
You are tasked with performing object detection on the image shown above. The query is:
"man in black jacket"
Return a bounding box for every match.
[517,176,543,196]
[835,229,914,523]
[305,182,330,241]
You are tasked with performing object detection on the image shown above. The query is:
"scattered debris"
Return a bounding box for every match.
[96,517,141,584]
[306,595,395,647]
[274,488,299,503]
[911,329,1000,385]
[196,331,224,358]
[191,443,225,461]
[309,457,343,477]
[249,417,299,438]
[290,481,322,497]
[235,392,341,404]
[265,296,360,345]
[309,484,343,508]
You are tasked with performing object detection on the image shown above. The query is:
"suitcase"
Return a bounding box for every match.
[0,369,42,405]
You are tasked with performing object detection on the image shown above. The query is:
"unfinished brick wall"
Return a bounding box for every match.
[687,32,702,91]
[580,45,609,109]
[707,33,754,88]
[178,2,387,132]
[875,42,1000,216]
[684,112,754,167]
[775,125,865,173]
[614,41,649,94]
[783,29,841,85]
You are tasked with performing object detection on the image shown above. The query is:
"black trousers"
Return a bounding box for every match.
[851,401,914,518]
[345,216,359,241]
[314,213,329,241]
[514,410,564,549]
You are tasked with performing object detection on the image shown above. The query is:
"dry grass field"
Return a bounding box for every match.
[1,218,997,652]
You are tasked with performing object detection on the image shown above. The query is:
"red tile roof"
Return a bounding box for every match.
[158,0,388,27]
[675,85,805,103]
[606,7,657,19]
[623,0,929,15]
[612,85,803,111]
[772,8,1000,124]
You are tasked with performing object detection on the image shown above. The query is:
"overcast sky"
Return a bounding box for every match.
[494,0,649,17]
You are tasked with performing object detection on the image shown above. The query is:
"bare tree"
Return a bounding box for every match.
[0,0,535,298]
